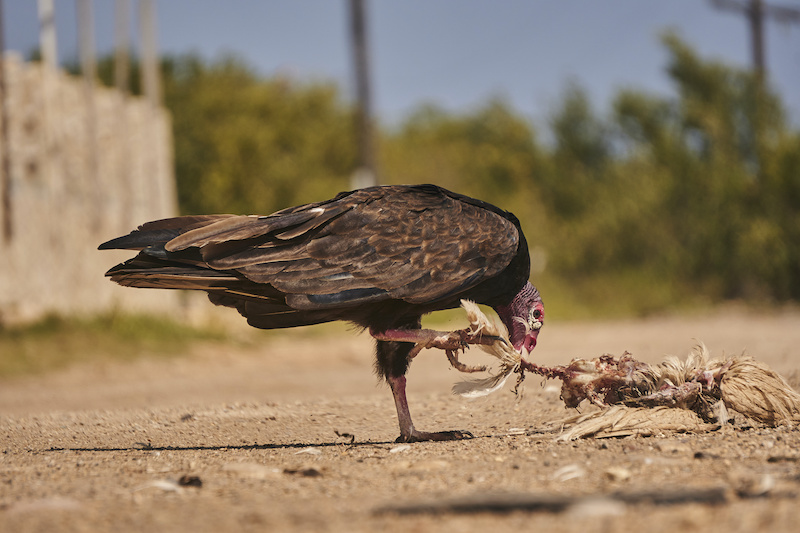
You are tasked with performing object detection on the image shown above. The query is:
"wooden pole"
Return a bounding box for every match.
[0,0,12,242]
[77,0,101,229]
[115,0,131,94]
[38,0,58,70]
[750,0,766,81]
[114,0,134,228]
[139,0,161,106]
[710,0,800,80]
[348,0,378,188]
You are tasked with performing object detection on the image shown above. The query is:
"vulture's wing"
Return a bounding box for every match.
[172,185,517,309]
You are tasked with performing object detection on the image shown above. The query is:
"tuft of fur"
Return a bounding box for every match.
[719,355,800,425]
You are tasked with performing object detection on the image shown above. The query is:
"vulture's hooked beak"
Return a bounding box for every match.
[504,304,543,356]
[511,326,540,356]
[521,330,539,355]
[520,315,543,355]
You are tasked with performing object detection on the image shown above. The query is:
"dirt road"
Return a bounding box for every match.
[2,307,799,532]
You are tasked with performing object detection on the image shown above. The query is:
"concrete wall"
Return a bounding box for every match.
[0,54,181,324]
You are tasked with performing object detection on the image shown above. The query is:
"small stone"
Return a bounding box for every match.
[294,447,322,456]
[604,467,631,482]
[177,475,202,488]
[552,463,585,482]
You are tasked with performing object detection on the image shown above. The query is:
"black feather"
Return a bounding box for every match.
[100,184,529,329]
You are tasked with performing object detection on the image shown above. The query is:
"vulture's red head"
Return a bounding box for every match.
[496,282,544,355]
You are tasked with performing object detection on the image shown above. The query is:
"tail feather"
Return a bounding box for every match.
[98,215,237,251]
[100,215,341,330]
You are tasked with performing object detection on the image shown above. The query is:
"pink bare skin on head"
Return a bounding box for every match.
[496,281,544,355]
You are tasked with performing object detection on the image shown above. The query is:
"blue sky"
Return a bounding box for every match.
[5,1,800,127]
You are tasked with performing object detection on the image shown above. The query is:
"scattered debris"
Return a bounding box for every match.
[731,472,776,498]
[389,459,450,473]
[603,467,632,482]
[7,497,82,514]
[334,430,356,443]
[767,455,800,463]
[294,447,322,456]
[567,497,626,518]
[389,444,412,454]
[133,479,183,493]
[222,463,281,480]
[375,486,729,515]
[283,467,322,478]
[655,440,693,455]
[551,463,586,482]
[177,475,203,488]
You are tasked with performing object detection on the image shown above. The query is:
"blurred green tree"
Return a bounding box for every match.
[379,99,548,233]
[162,55,357,215]
[76,35,800,312]
[607,32,800,301]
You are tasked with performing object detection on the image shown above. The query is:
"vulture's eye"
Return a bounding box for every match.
[532,309,542,320]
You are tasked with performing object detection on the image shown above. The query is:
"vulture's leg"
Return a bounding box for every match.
[375,321,474,443]
[370,327,502,355]
[385,374,472,442]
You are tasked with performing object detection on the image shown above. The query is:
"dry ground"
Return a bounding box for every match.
[1,307,799,532]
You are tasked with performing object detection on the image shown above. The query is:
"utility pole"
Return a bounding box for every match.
[115,0,131,94]
[38,0,58,70]
[348,0,378,188]
[710,0,800,81]
[137,0,176,217]
[139,0,161,106]
[0,0,11,242]
[77,0,101,228]
[77,0,97,92]
[115,0,134,228]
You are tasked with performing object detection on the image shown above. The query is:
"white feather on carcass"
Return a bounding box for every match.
[451,300,522,398]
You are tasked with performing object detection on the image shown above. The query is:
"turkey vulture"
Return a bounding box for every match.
[99,184,544,442]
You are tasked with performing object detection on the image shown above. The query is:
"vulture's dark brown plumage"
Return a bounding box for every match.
[100,184,544,442]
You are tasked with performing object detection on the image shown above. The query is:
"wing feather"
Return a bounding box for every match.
[103,185,521,317]
[251,186,518,308]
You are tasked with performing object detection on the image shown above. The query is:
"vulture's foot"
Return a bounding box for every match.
[427,328,506,351]
[396,429,474,443]
[446,349,488,373]
[387,375,475,444]
[371,327,504,356]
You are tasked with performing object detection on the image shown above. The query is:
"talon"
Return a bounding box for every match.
[407,344,425,360]
[463,328,507,347]
[449,430,474,440]
[397,429,474,442]
[446,350,488,373]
